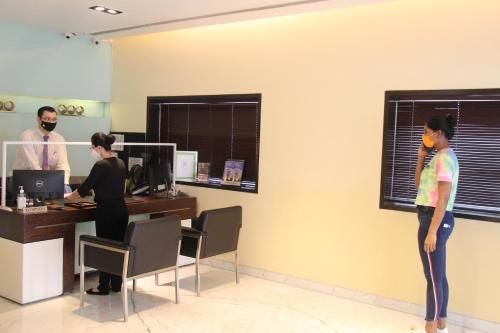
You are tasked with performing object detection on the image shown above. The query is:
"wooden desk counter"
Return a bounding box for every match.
[0,196,196,293]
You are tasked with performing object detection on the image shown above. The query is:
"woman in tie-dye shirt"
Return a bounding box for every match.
[414,114,459,333]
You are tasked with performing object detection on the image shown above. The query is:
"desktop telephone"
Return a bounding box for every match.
[126,164,149,195]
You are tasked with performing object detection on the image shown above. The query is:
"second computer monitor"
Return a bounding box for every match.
[148,163,172,195]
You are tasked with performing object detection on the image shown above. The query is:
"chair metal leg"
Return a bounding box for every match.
[175,239,181,303]
[155,274,159,286]
[133,279,136,292]
[79,242,85,307]
[235,250,239,284]
[122,278,128,322]
[195,235,203,297]
[195,259,200,297]
[122,250,130,322]
[175,265,179,304]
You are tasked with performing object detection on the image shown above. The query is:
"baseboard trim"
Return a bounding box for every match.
[203,258,499,333]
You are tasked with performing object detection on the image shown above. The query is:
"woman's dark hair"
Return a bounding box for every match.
[426,114,457,140]
[91,132,116,151]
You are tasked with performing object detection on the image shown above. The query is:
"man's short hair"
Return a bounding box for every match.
[37,106,56,118]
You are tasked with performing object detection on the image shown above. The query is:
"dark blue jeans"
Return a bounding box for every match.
[417,207,454,321]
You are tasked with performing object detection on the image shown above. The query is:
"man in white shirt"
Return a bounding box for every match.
[13,106,71,187]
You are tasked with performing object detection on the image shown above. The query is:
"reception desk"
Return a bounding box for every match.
[0,196,196,302]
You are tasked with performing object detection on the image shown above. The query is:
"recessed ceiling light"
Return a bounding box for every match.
[89,6,122,15]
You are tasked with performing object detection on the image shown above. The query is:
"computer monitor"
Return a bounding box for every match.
[148,163,172,195]
[12,170,64,207]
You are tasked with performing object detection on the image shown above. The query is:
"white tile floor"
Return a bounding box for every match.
[0,265,486,333]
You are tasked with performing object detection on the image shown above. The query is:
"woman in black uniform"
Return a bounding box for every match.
[66,132,129,295]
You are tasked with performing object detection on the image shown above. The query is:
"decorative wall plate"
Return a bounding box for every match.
[58,104,67,115]
[67,105,75,115]
[4,101,15,111]
[75,106,84,115]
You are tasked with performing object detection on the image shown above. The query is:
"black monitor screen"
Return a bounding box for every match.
[12,170,64,207]
[148,163,172,195]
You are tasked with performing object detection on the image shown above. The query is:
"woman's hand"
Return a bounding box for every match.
[424,231,437,253]
[64,190,81,201]
[418,143,429,159]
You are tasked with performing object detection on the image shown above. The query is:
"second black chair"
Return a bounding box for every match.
[180,206,242,296]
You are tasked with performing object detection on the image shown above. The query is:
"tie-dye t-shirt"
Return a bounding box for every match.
[415,148,459,211]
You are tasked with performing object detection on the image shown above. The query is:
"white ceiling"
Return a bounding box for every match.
[0,0,397,40]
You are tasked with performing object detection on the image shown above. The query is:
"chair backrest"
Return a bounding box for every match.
[194,206,242,258]
[124,215,181,277]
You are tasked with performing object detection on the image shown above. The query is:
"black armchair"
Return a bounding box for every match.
[79,215,182,321]
[180,206,242,296]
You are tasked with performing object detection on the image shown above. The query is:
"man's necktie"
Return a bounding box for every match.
[42,135,49,170]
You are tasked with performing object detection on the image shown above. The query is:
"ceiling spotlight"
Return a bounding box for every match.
[89,6,122,15]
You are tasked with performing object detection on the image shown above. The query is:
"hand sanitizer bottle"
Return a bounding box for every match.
[17,186,27,210]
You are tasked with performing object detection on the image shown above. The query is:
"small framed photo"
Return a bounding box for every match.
[221,159,244,186]
[175,151,198,181]
[196,162,210,182]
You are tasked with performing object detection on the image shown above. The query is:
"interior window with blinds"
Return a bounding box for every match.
[146,94,261,193]
[380,89,500,222]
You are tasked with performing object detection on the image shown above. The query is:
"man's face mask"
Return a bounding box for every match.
[41,121,57,132]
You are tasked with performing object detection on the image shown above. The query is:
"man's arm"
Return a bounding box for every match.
[18,130,42,170]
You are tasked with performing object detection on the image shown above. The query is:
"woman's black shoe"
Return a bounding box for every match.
[86,287,109,295]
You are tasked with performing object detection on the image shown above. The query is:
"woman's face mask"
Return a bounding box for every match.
[422,125,441,153]
[90,147,102,160]
[422,133,434,153]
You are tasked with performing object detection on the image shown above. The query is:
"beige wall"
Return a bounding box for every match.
[111,0,500,322]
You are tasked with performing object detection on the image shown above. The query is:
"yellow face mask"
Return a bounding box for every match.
[422,134,434,152]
